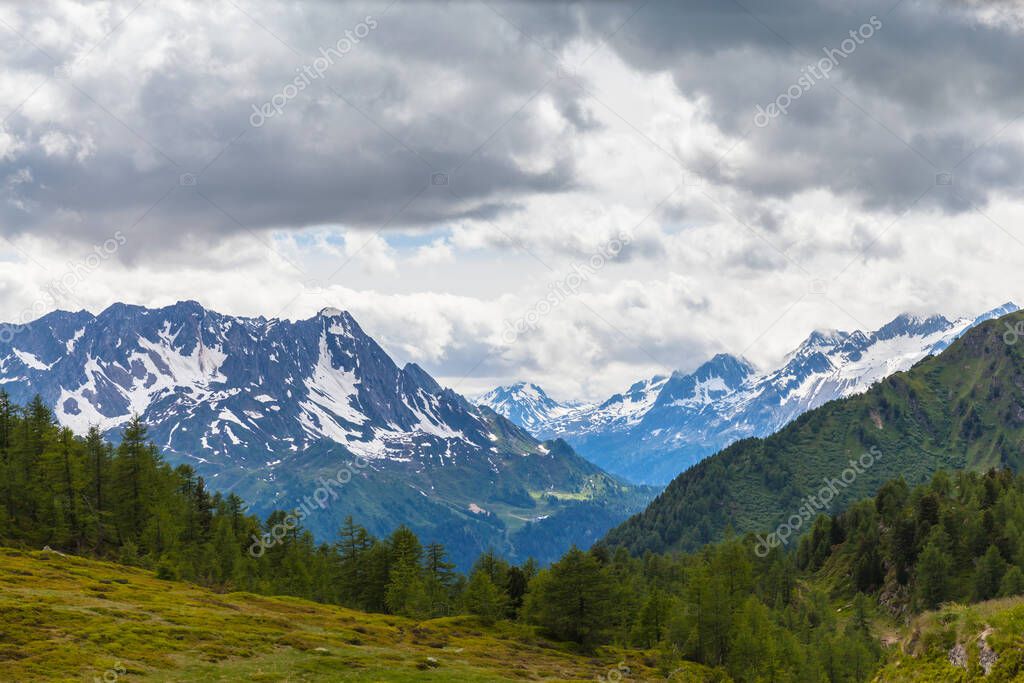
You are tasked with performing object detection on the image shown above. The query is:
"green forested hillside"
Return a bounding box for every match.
[604,311,1024,556]
[6,388,1024,681]
[7,466,1024,681]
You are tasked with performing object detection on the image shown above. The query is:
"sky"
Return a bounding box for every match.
[1,0,1023,402]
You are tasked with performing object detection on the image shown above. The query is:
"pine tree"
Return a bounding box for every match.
[336,517,372,607]
[463,569,508,625]
[973,545,1007,601]
[505,565,529,616]
[114,415,153,540]
[385,554,428,618]
[56,428,81,549]
[211,515,243,587]
[875,477,909,524]
[473,548,510,591]
[999,566,1024,597]
[524,547,617,650]
[424,542,456,616]
[914,528,952,610]
[425,542,454,582]
[360,541,392,613]
[846,593,872,639]
[889,517,918,584]
[635,589,670,647]
[16,396,54,530]
[0,390,14,527]
[853,536,884,592]
[727,597,778,680]
[82,426,111,552]
[382,525,427,615]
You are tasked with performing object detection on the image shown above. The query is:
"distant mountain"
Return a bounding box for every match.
[0,301,653,568]
[480,303,1019,485]
[602,307,1024,555]
[475,382,581,433]
[481,374,666,444]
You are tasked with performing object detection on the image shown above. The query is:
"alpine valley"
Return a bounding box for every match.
[0,301,653,568]
[479,302,1019,484]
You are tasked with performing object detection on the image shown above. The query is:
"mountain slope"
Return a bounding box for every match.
[603,308,1024,555]
[485,303,1017,485]
[0,301,652,568]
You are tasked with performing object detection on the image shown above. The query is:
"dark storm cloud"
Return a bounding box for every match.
[0,1,591,251]
[590,0,1024,213]
[2,0,1023,254]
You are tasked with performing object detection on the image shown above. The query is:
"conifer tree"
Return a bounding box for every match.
[82,426,111,551]
[635,589,670,647]
[999,565,1024,597]
[524,547,616,650]
[973,545,1007,601]
[915,527,952,610]
[463,569,508,625]
[424,542,456,616]
[114,415,153,539]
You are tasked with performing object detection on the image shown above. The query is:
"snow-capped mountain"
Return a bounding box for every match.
[0,301,652,568]
[475,382,582,432]
[2,302,478,462]
[481,303,1019,485]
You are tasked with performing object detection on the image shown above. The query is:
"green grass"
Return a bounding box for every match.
[7,544,1024,681]
[0,547,677,682]
[873,597,1024,682]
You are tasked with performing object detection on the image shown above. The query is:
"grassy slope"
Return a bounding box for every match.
[605,312,1024,555]
[874,597,1024,682]
[4,547,1022,682]
[0,547,694,682]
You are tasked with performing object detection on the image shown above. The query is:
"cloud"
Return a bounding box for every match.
[409,238,454,266]
[587,0,1024,214]
[1,0,1023,402]
[340,233,397,274]
[0,1,587,251]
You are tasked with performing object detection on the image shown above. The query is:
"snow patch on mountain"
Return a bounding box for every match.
[13,348,53,371]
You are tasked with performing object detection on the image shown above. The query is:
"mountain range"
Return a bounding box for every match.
[0,301,652,568]
[602,307,1024,555]
[478,303,1019,484]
